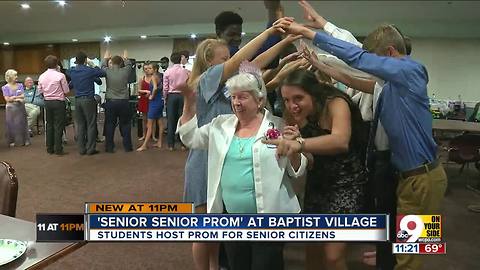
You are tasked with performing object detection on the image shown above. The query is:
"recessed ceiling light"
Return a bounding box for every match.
[72,38,78,42]
[104,36,112,43]
[241,32,246,36]
[3,42,10,46]
[21,3,30,9]
[190,33,197,39]
[140,35,147,39]
[57,1,66,6]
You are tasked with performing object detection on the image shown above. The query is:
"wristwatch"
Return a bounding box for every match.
[295,137,305,152]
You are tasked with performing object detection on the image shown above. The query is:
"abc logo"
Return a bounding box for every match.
[397,215,424,242]
[396,230,410,242]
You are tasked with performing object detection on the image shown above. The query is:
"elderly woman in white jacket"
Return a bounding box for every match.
[177,69,307,270]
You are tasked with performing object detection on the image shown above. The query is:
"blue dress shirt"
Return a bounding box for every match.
[68,64,106,97]
[312,32,437,172]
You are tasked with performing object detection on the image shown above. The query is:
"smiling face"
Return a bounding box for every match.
[281,85,315,126]
[160,59,169,70]
[24,77,34,89]
[218,24,242,48]
[231,90,261,121]
[208,45,230,67]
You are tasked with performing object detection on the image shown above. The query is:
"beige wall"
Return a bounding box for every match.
[412,38,480,104]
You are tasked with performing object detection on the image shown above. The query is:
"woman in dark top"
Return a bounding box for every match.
[264,69,367,270]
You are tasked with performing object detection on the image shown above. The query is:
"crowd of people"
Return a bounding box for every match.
[2,49,192,155]
[2,1,448,270]
[175,1,447,270]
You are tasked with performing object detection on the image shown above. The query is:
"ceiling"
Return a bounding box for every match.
[2,0,480,45]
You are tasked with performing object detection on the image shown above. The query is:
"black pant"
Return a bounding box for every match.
[104,99,132,152]
[75,97,98,154]
[44,100,66,154]
[371,150,398,270]
[224,241,284,270]
[166,93,184,147]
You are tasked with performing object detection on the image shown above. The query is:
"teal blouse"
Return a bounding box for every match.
[220,136,257,213]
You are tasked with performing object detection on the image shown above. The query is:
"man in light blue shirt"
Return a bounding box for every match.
[282,19,447,270]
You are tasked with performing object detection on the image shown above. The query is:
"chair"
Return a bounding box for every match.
[64,97,76,142]
[468,102,480,122]
[447,134,480,174]
[36,107,45,134]
[0,161,18,217]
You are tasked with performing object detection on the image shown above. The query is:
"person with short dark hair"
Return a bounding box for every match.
[215,1,284,66]
[101,49,133,153]
[163,52,190,151]
[160,56,170,71]
[38,55,70,155]
[215,11,244,56]
[68,51,106,155]
[169,52,181,65]
[179,50,190,68]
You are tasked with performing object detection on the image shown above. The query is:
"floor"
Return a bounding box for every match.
[0,108,479,270]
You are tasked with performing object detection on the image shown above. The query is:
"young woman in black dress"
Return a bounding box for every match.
[266,69,367,270]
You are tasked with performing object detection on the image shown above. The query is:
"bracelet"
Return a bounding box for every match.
[295,137,305,152]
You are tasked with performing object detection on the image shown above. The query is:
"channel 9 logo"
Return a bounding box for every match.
[396,215,442,243]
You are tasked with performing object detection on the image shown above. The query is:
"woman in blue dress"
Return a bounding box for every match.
[137,63,164,151]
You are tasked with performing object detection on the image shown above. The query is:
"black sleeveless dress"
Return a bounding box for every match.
[301,100,368,214]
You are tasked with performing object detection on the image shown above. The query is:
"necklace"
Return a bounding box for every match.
[236,137,253,157]
[238,139,246,157]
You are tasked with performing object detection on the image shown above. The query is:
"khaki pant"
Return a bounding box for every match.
[394,164,448,270]
[25,103,40,130]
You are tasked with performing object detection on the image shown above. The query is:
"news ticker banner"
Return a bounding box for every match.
[36,202,388,242]
[86,214,387,241]
[37,202,193,242]
[35,203,446,254]
[85,202,194,214]
[393,215,446,255]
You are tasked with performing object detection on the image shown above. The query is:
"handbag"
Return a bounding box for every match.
[31,86,45,107]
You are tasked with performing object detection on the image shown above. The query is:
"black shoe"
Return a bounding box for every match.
[47,150,54,155]
[125,148,133,152]
[105,149,115,153]
[87,150,99,155]
[56,151,69,156]
[79,151,87,155]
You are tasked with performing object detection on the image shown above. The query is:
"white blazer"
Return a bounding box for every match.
[178,109,306,214]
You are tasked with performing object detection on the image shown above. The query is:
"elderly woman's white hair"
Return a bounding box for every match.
[226,72,267,99]
[5,69,18,83]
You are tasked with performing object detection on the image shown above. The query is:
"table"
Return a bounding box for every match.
[433,119,480,133]
[432,119,480,194]
[0,215,84,270]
